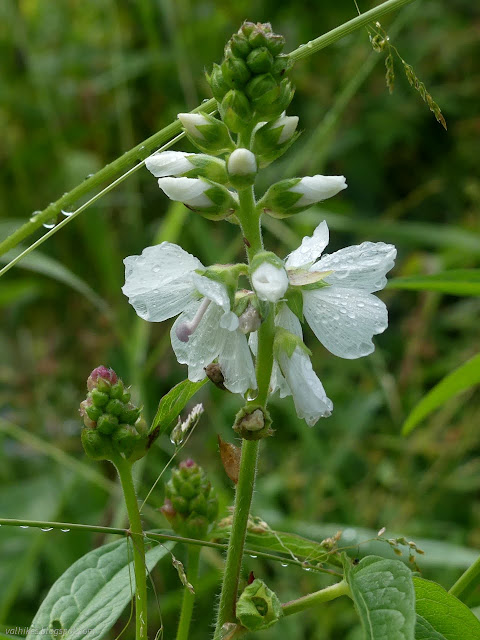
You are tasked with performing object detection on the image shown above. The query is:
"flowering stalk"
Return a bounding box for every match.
[214,187,275,635]
[114,455,148,640]
[176,546,201,640]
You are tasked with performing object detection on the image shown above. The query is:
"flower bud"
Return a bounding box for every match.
[178,112,234,155]
[251,252,288,302]
[219,90,252,134]
[157,177,237,217]
[246,47,274,74]
[261,174,347,217]
[254,78,294,119]
[146,151,227,184]
[252,114,299,167]
[229,33,251,58]
[221,56,251,88]
[246,73,278,106]
[227,148,257,188]
[206,63,231,101]
[80,366,147,462]
[161,460,218,539]
[236,579,283,631]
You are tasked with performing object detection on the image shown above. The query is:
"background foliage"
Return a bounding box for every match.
[0,0,479,636]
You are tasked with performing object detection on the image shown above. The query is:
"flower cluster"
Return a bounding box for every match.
[161,459,219,539]
[80,366,148,461]
[122,21,397,428]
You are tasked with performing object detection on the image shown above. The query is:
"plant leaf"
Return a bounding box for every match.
[403,353,480,435]
[27,538,174,639]
[413,577,480,640]
[148,378,207,438]
[344,555,415,640]
[388,270,480,297]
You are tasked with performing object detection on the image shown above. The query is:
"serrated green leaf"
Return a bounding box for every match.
[413,577,480,640]
[27,538,174,640]
[403,353,480,435]
[388,270,480,297]
[148,378,207,437]
[344,555,415,640]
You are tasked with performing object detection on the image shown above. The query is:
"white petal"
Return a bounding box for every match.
[171,301,226,381]
[276,115,299,144]
[285,221,330,269]
[312,242,397,292]
[278,346,333,426]
[192,273,239,330]
[303,286,388,359]
[275,303,303,337]
[145,151,193,177]
[178,113,209,140]
[251,262,289,302]
[249,330,290,398]
[227,148,257,175]
[122,242,202,321]
[157,177,213,208]
[290,175,347,207]
[218,330,257,393]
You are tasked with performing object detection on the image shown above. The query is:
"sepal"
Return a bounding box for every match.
[178,112,234,155]
[236,579,283,631]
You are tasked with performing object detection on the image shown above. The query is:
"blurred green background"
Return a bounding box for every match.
[1,0,479,636]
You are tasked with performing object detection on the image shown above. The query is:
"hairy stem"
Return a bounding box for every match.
[0,0,416,267]
[214,181,276,635]
[176,546,201,640]
[115,457,148,640]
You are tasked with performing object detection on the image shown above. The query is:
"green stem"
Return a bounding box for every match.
[176,547,201,640]
[288,0,416,62]
[449,552,480,601]
[115,457,148,640]
[282,580,350,616]
[214,183,276,636]
[0,0,416,266]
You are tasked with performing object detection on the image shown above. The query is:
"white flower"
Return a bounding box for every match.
[157,177,214,208]
[122,242,256,393]
[250,304,332,426]
[251,261,289,303]
[178,113,210,140]
[289,175,347,207]
[285,220,397,359]
[145,151,194,177]
[227,148,257,176]
[272,114,299,144]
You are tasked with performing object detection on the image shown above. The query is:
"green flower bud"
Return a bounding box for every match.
[219,90,252,134]
[230,33,251,58]
[97,413,118,435]
[265,33,285,56]
[105,398,124,416]
[207,63,230,101]
[271,54,291,78]
[246,47,274,74]
[85,403,103,423]
[246,73,279,106]
[178,112,234,155]
[109,380,124,399]
[254,78,294,119]
[236,579,283,631]
[248,27,269,49]
[120,403,141,425]
[161,460,218,539]
[252,114,300,167]
[91,388,109,407]
[81,428,114,461]
[222,56,251,88]
[240,21,257,39]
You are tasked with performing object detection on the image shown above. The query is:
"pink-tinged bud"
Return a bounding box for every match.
[87,365,118,391]
[180,458,196,469]
[160,498,177,519]
[79,399,96,429]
